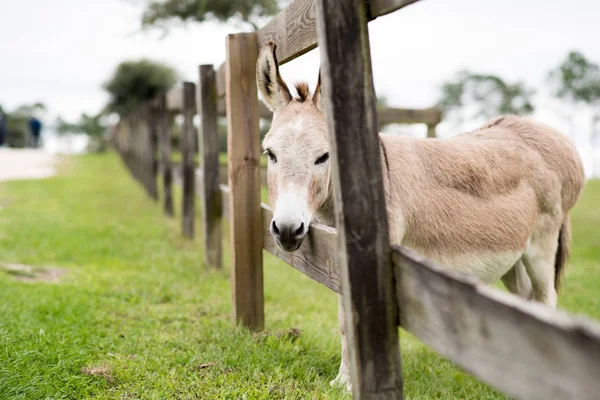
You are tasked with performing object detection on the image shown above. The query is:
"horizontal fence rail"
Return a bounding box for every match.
[166,85,442,127]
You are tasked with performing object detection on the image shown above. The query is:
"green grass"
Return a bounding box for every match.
[0,153,598,399]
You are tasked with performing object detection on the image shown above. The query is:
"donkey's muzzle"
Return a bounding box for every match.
[271,219,306,252]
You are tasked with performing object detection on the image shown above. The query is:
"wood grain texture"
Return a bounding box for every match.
[369,0,422,18]
[218,185,341,293]
[182,82,197,238]
[226,33,264,330]
[257,0,318,65]
[378,107,442,126]
[156,94,174,216]
[316,0,403,397]
[256,0,422,67]
[261,205,341,293]
[198,65,222,268]
[393,246,600,400]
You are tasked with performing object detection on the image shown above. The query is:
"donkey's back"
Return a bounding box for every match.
[383,115,585,307]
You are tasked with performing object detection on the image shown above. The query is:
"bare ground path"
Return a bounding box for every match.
[0,148,56,181]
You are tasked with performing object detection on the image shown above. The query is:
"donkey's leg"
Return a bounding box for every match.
[522,230,560,309]
[330,294,351,390]
[501,260,533,299]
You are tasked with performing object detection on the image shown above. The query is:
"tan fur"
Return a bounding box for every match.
[256,43,585,390]
[382,116,584,256]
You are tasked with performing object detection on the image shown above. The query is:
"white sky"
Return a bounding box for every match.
[1,0,599,172]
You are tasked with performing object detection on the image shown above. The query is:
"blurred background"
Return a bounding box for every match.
[1,0,598,177]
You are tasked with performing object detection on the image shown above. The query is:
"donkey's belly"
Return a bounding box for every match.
[404,244,524,284]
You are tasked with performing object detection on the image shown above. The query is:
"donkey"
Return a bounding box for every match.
[255,41,585,389]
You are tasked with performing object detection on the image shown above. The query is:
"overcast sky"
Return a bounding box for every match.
[1,0,599,171]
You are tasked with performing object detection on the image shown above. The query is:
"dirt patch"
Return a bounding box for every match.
[1,263,66,283]
[81,364,114,382]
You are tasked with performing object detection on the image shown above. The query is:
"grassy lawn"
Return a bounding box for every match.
[0,153,598,399]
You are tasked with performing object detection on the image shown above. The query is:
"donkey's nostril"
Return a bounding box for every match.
[271,220,280,236]
[295,222,304,237]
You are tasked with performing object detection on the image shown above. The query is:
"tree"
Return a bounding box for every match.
[140,0,280,31]
[56,113,109,152]
[104,59,178,117]
[548,51,600,176]
[548,51,600,105]
[438,70,535,123]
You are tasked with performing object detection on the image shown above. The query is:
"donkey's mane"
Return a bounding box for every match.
[293,82,311,102]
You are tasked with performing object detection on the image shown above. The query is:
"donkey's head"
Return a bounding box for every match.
[257,42,331,252]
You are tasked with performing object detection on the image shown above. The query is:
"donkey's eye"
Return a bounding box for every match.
[315,152,329,165]
[266,149,277,163]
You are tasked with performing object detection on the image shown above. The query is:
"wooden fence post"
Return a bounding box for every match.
[144,103,159,201]
[225,33,264,329]
[156,93,174,216]
[133,111,143,185]
[316,0,403,398]
[150,106,159,196]
[426,123,436,138]
[182,82,197,238]
[198,65,222,268]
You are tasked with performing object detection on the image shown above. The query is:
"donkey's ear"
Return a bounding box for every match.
[312,69,323,112]
[256,41,292,112]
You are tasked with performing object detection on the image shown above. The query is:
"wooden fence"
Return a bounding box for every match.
[112,0,600,398]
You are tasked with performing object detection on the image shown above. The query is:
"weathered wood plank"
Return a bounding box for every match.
[369,0,421,18]
[393,246,600,400]
[257,0,421,66]
[316,0,403,397]
[257,0,318,65]
[218,184,341,293]
[182,82,196,238]
[198,65,222,268]
[226,33,264,330]
[378,107,442,126]
[156,94,174,216]
[261,204,341,293]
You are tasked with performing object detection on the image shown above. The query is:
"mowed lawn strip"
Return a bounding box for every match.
[0,153,597,399]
